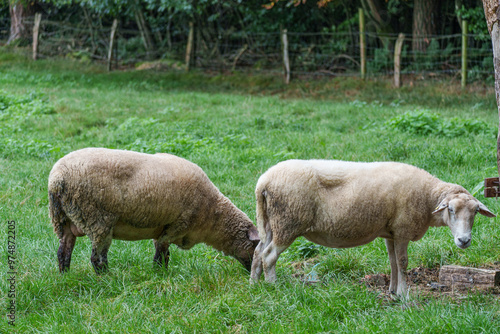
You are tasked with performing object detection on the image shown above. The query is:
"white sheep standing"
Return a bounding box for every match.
[250,159,495,296]
[49,148,260,273]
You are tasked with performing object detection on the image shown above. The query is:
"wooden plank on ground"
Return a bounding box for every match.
[439,265,500,289]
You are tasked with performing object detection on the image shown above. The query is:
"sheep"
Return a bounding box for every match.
[48,148,259,274]
[250,159,495,296]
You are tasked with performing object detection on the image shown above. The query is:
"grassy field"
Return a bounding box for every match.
[1,50,500,333]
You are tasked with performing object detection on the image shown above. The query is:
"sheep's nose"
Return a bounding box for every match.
[458,237,471,246]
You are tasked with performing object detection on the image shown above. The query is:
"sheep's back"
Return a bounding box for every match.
[259,160,439,244]
[50,148,220,228]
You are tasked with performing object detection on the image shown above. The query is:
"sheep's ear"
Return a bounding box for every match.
[432,201,448,215]
[248,225,260,244]
[478,202,496,218]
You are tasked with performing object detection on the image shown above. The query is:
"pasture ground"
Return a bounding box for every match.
[1,50,499,333]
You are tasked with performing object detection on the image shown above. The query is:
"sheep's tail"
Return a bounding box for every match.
[48,171,68,239]
[256,187,272,245]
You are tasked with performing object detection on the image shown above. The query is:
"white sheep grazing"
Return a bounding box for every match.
[49,148,259,274]
[250,159,495,296]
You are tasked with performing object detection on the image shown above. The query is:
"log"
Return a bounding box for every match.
[439,265,500,289]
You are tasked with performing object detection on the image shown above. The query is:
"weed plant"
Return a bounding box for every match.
[0,52,499,333]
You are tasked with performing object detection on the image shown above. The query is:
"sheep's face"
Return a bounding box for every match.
[232,225,260,271]
[432,193,495,249]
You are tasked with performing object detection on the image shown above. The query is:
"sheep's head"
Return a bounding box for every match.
[232,225,260,271]
[432,193,495,249]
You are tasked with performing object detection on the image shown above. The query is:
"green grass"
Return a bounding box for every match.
[1,51,500,333]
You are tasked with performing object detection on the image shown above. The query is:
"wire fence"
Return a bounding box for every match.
[0,16,494,81]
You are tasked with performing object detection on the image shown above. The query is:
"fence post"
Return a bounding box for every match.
[108,19,118,72]
[461,20,468,88]
[185,22,194,71]
[281,28,290,84]
[394,33,405,88]
[232,44,248,72]
[359,8,366,80]
[32,13,42,60]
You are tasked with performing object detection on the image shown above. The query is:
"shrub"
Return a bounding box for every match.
[385,110,494,137]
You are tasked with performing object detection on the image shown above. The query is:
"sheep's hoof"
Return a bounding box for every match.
[92,263,109,275]
[153,260,169,270]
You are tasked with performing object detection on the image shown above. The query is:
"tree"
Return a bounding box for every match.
[7,0,35,45]
[412,0,436,52]
[360,0,394,49]
[481,0,500,172]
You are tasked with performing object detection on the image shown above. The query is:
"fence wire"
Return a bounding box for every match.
[0,17,494,80]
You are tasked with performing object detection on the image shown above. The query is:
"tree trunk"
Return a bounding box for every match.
[481,0,500,175]
[455,0,464,29]
[134,0,155,58]
[412,0,437,52]
[360,0,394,49]
[7,1,35,45]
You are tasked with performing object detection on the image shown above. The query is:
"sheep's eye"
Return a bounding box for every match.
[448,207,454,214]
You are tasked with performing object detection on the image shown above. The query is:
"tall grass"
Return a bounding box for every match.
[1,53,499,333]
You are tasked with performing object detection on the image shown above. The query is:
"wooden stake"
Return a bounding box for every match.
[32,13,42,60]
[461,20,468,88]
[108,19,118,72]
[185,22,194,71]
[359,8,366,80]
[232,44,248,72]
[394,33,405,88]
[281,28,290,84]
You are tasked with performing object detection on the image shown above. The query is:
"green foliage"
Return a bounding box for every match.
[286,238,324,260]
[368,47,392,73]
[0,90,61,159]
[408,39,455,73]
[456,5,489,40]
[0,90,54,116]
[385,110,495,138]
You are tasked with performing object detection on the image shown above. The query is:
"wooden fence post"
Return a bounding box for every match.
[108,19,118,72]
[394,33,405,88]
[359,8,366,80]
[232,44,248,72]
[32,13,42,60]
[281,28,290,84]
[185,22,194,71]
[462,20,468,88]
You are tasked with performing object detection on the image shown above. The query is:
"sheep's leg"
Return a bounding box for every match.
[58,223,77,273]
[250,241,266,282]
[90,233,113,274]
[394,239,410,297]
[385,239,399,293]
[262,241,289,283]
[153,236,170,269]
[251,217,273,283]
